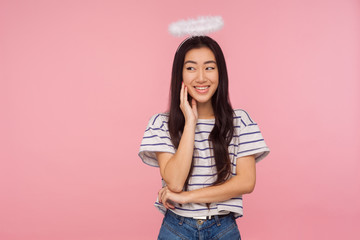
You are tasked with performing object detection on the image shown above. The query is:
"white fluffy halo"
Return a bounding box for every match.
[168,16,224,37]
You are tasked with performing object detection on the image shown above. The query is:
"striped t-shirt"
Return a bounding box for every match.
[138,109,270,218]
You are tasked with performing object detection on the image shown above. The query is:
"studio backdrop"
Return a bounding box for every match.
[0,0,359,239]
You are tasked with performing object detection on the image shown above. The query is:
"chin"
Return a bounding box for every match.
[192,97,212,104]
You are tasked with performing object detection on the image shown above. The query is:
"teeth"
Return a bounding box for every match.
[195,86,209,90]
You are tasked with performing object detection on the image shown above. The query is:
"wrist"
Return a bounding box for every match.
[184,121,196,130]
[182,191,193,204]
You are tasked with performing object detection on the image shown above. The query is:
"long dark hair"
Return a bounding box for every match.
[168,36,234,190]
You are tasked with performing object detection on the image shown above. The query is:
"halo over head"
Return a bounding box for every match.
[168,16,224,37]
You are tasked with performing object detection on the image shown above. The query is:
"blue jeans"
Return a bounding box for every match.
[158,210,241,240]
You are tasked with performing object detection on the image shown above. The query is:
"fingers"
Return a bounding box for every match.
[158,188,164,203]
[167,202,175,209]
[180,82,184,106]
[179,82,198,124]
[180,81,189,108]
[191,98,197,116]
[158,188,169,209]
[158,187,175,210]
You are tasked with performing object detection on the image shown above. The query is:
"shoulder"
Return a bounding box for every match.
[233,109,256,127]
[147,112,169,127]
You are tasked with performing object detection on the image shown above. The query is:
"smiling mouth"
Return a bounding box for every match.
[194,86,210,90]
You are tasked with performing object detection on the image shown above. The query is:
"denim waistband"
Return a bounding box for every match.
[160,209,241,238]
[167,210,232,225]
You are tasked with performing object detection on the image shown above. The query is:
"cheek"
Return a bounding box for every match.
[182,72,192,85]
[212,78,219,92]
[210,72,219,82]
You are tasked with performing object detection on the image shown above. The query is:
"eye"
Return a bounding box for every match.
[186,67,195,71]
[206,66,215,70]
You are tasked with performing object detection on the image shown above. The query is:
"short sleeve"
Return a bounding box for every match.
[138,114,176,167]
[234,110,270,163]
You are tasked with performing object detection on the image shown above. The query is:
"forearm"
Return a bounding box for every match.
[160,123,196,192]
[158,156,256,208]
[184,175,255,204]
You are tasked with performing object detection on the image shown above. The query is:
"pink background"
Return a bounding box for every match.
[1,0,359,239]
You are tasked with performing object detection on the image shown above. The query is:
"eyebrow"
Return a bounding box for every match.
[184,60,217,65]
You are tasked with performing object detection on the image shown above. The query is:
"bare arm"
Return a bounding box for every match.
[156,122,195,192]
[156,83,198,193]
[158,155,256,208]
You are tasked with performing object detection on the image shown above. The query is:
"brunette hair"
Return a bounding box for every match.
[168,36,234,190]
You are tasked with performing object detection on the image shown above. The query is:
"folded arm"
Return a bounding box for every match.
[158,155,256,208]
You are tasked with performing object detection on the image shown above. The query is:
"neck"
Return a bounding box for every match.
[197,101,215,119]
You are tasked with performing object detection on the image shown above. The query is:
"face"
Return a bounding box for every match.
[182,47,219,105]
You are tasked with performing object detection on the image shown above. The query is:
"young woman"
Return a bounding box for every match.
[139,36,269,239]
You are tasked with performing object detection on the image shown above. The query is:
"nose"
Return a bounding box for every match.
[196,69,206,83]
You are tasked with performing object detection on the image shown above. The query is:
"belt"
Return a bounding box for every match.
[166,210,232,221]
[192,213,230,220]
